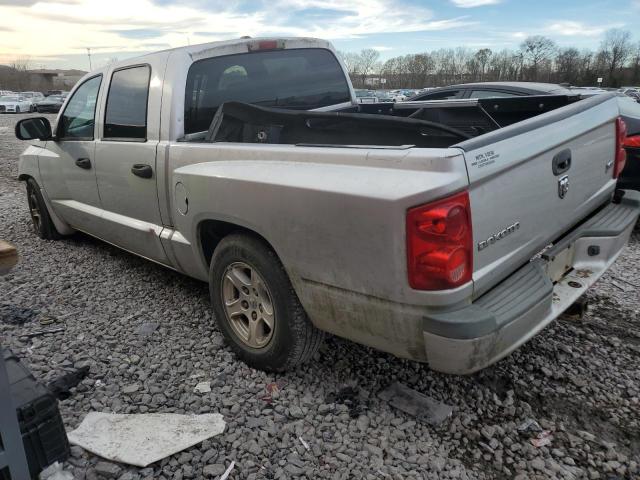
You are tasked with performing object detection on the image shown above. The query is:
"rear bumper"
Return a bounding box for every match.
[424,190,640,374]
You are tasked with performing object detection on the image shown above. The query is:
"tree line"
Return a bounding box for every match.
[339,29,640,90]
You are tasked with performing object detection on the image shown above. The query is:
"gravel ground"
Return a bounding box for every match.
[1,112,639,480]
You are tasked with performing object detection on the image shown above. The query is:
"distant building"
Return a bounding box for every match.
[0,66,87,92]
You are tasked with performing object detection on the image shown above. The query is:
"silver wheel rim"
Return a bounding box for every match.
[27,187,41,233]
[221,261,275,348]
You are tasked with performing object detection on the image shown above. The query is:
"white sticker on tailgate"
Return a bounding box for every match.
[471,150,501,169]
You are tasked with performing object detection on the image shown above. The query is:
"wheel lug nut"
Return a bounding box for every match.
[241,301,249,309]
[242,287,249,295]
[259,304,263,312]
[251,311,257,320]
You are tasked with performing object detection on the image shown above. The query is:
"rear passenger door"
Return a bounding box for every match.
[93,59,170,264]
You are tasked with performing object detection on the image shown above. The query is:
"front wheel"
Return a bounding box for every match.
[25,178,61,240]
[209,234,324,372]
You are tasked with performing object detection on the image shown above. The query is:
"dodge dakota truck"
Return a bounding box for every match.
[15,37,640,374]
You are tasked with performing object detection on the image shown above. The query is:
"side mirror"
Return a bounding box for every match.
[15,117,53,141]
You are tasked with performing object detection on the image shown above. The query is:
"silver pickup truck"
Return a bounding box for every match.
[15,37,640,374]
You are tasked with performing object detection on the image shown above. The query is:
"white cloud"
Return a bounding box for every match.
[544,20,623,37]
[450,0,501,7]
[0,0,473,65]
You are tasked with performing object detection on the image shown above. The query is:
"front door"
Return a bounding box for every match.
[39,75,103,232]
[93,60,169,264]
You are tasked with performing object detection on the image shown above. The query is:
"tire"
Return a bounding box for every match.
[25,178,61,240]
[15,106,20,113]
[209,234,324,372]
[35,107,40,113]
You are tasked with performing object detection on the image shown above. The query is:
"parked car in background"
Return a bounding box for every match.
[406,81,640,191]
[14,37,639,375]
[34,95,65,113]
[407,81,572,101]
[619,88,640,103]
[374,90,394,102]
[354,89,377,104]
[21,91,45,102]
[45,90,64,97]
[388,90,408,102]
[0,90,14,96]
[0,95,32,113]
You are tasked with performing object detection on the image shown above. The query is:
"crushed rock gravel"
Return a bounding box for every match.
[1,113,639,479]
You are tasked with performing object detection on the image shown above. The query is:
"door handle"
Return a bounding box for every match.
[75,158,91,169]
[552,149,572,175]
[131,164,153,179]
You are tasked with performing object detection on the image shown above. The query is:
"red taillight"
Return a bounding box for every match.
[406,191,473,290]
[614,117,627,178]
[623,135,640,148]
[248,40,284,52]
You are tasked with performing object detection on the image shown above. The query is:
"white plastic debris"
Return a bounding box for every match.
[39,461,73,480]
[299,436,310,451]
[67,412,226,467]
[194,381,212,393]
[219,461,235,480]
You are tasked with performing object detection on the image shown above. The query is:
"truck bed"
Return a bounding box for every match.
[180,94,593,150]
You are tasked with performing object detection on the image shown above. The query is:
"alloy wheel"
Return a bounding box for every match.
[221,261,275,348]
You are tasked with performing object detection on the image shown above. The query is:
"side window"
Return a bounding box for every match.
[415,89,463,101]
[104,65,150,140]
[469,90,521,99]
[58,75,102,140]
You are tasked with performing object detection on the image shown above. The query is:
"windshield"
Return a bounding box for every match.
[1,96,19,101]
[184,48,351,134]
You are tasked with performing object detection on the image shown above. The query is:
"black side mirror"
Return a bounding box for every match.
[15,117,52,141]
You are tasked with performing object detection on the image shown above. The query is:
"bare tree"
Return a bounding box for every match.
[630,42,640,85]
[520,36,557,81]
[599,29,633,86]
[9,56,32,91]
[556,48,581,84]
[357,49,380,87]
[474,48,492,81]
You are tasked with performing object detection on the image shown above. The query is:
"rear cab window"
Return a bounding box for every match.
[468,90,522,99]
[184,48,351,134]
[414,90,464,101]
[104,65,151,141]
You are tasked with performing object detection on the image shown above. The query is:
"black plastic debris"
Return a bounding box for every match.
[327,386,365,418]
[0,304,38,325]
[47,366,90,400]
[378,382,453,426]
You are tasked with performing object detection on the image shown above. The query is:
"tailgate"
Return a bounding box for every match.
[457,93,621,297]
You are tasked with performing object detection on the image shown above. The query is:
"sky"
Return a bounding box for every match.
[0,0,638,70]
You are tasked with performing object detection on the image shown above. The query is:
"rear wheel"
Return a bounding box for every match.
[25,178,61,240]
[209,234,324,372]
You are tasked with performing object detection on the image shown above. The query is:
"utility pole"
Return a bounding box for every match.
[87,48,92,70]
